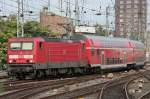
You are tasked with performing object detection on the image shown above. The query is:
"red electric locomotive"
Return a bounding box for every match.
[7,34,145,79]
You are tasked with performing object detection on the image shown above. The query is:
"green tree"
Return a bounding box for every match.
[0,15,52,69]
[24,21,50,37]
[95,24,107,36]
[24,21,61,37]
[0,15,16,69]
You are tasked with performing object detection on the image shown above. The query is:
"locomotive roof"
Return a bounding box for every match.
[8,37,44,42]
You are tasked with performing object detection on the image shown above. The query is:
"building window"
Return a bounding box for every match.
[126,5,131,8]
[134,5,138,8]
[126,0,131,4]
[120,19,124,22]
[120,10,124,14]
[120,5,124,9]
[134,0,139,3]
[120,1,124,4]
[134,9,138,13]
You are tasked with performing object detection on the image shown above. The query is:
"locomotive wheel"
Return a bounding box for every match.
[140,65,144,69]
[134,65,144,70]
[93,67,101,73]
[66,68,73,75]
[58,68,68,75]
[74,67,84,74]
[36,70,44,79]
[29,73,36,79]
[16,74,25,80]
[127,64,135,70]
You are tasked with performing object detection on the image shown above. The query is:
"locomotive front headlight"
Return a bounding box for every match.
[9,60,13,63]
[24,55,33,59]
[9,55,18,59]
[29,60,33,63]
[26,59,33,63]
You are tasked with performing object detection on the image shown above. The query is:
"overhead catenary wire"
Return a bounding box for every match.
[0,0,116,27]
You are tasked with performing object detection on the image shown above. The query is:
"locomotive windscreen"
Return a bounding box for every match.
[10,42,33,50]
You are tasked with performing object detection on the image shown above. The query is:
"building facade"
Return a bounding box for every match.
[115,0,147,41]
[40,9,73,36]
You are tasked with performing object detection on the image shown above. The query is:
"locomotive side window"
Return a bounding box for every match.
[91,49,95,56]
[124,51,127,63]
[10,42,21,50]
[82,43,86,51]
[90,39,94,56]
[39,42,42,49]
[101,51,104,65]
[97,49,100,55]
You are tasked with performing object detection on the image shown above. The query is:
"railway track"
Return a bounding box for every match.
[0,74,104,99]
[0,66,150,99]
[40,69,150,99]
[138,90,150,99]
[127,68,150,99]
[1,70,130,91]
[97,75,139,99]
[98,69,150,99]
[0,71,130,99]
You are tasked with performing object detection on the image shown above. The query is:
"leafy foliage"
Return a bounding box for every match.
[95,24,107,36]
[24,21,50,37]
[0,16,16,69]
[0,15,53,69]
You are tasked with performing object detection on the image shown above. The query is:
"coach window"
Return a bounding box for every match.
[82,43,86,52]
[101,51,104,65]
[97,49,100,55]
[91,48,95,56]
[39,42,43,49]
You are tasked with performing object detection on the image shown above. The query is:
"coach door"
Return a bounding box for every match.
[101,50,105,65]
[124,51,127,64]
[90,39,95,63]
[97,49,101,64]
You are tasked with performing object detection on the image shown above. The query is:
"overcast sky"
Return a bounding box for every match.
[0,0,150,30]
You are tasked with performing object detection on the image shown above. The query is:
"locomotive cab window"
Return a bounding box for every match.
[97,49,100,55]
[10,42,21,50]
[10,42,33,50]
[22,42,33,50]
